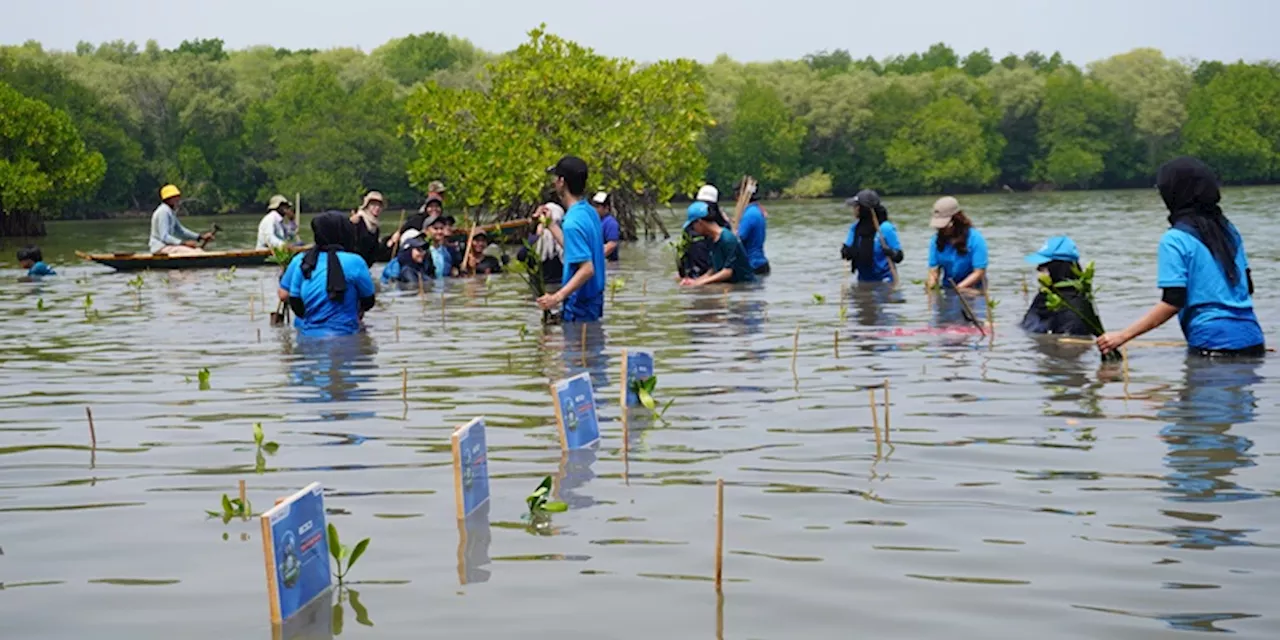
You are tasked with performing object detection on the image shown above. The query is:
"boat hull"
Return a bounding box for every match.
[76,250,279,271]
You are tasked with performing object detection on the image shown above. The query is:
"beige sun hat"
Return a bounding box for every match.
[931,196,961,229]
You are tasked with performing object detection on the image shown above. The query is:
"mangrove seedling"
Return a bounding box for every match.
[1038,262,1122,363]
[197,367,211,390]
[82,293,100,321]
[127,274,144,291]
[607,277,626,304]
[838,304,848,323]
[215,265,238,282]
[36,298,44,311]
[518,323,529,342]
[253,422,280,454]
[986,296,1000,323]
[327,523,370,585]
[668,233,692,273]
[812,293,826,305]
[507,247,551,324]
[206,493,251,524]
[527,476,568,515]
[266,245,294,269]
[630,375,675,423]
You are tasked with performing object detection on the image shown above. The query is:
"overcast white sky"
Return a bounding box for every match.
[3,0,1274,64]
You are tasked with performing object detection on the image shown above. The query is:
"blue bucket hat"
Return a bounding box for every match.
[1025,236,1080,265]
[683,201,710,230]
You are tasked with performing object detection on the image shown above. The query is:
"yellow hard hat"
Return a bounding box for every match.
[159,184,181,201]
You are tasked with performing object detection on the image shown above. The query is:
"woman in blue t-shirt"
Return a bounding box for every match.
[278,211,376,337]
[925,196,988,291]
[840,189,903,282]
[1098,157,1264,358]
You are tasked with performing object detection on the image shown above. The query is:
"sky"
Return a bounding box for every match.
[3,0,1275,65]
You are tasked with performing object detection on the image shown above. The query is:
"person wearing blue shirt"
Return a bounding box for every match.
[926,196,988,291]
[1098,157,1264,358]
[592,191,621,262]
[840,190,903,283]
[735,180,769,275]
[17,245,55,277]
[679,201,755,286]
[538,156,606,322]
[278,211,376,337]
[424,214,454,278]
[380,234,434,286]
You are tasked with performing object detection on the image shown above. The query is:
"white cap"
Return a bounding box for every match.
[591,191,609,205]
[696,185,719,203]
[544,202,565,223]
[399,228,422,250]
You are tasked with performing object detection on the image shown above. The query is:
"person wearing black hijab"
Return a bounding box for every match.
[840,189,903,282]
[277,211,376,337]
[1098,157,1264,357]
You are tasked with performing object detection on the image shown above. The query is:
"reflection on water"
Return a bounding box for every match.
[287,334,379,421]
[274,588,333,640]
[558,321,609,391]
[456,501,492,585]
[557,448,598,510]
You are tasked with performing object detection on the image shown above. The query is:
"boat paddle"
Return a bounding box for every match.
[200,223,222,249]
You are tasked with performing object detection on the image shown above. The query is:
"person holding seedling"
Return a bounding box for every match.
[536,156,607,322]
[1097,157,1264,358]
[1021,236,1100,336]
[679,201,755,286]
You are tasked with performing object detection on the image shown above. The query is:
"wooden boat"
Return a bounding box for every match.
[76,249,285,271]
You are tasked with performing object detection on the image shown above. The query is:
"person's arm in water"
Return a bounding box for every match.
[880,223,904,263]
[955,268,986,291]
[1099,233,1189,354]
[925,239,941,289]
[683,267,733,286]
[537,260,594,309]
[1097,300,1180,354]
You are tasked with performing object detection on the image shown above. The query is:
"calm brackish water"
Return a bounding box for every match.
[1,188,1278,639]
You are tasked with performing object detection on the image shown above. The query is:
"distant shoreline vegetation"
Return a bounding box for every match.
[1,30,1277,233]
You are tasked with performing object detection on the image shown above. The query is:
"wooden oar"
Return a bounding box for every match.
[199,223,222,249]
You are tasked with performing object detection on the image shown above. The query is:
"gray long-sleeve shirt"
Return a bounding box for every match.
[149,202,200,252]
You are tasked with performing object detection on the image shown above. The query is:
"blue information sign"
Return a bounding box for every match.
[552,373,601,450]
[451,417,491,520]
[621,349,655,408]
[260,482,331,625]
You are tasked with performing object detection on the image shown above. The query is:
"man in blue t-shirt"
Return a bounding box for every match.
[592,191,621,262]
[537,156,606,322]
[735,180,769,275]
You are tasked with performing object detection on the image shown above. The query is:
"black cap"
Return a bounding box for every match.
[441,214,456,225]
[845,189,881,209]
[471,231,491,242]
[403,236,428,250]
[547,155,588,182]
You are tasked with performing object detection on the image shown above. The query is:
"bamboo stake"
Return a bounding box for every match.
[791,324,800,375]
[833,329,840,359]
[580,323,588,367]
[1122,347,1130,400]
[883,379,891,444]
[461,225,478,275]
[249,294,255,322]
[869,388,882,455]
[395,315,400,342]
[401,367,408,403]
[238,479,247,519]
[642,279,648,296]
[715,478,724,592]
[731,176,755,230]
[85,406,96,450]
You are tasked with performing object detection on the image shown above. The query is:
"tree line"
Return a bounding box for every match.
[1,31,1277,236]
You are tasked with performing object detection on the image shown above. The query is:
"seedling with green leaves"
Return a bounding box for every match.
[507,242,552,324]
[812,293,826,305]
[629,375,675,423]
[327,523,370,585]
[527,476,568,515]
[36,298,44,311]
[196,367,211,390]
[252,422,279,474]
[82,293,100,321]
[607,277,626,304]
[266,245,294,268]
[668,234,692,273]
[215,265,238,282]
[206,493,251,524]
[1037,261,1122,362]
[838,304,848,323]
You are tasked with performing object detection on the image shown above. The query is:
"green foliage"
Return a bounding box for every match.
[196,367,211,390]
[812,293,826,305]
[884,95,1003,192]
[372,32,480,86]
[1037,262,1117,360]
[36,297,44,311]
[267,244,294,269]
[82,293,100,321]
[0,81,106,216]
[526,476,568,515]
[405,26,711,234]
[783,169,833,198]
[206,493,251,524]
[629,375,673,423]
[607,277,626,304]
[1182,63,1280,183]
[127,274,144,290]
[327,523,370,585]
[706,79,805,194]
[252,422,279,474]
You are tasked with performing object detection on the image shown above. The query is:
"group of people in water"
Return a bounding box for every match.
[104,154,1264,357]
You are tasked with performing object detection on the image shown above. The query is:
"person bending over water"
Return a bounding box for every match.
[677,185,717,279]
[840,189,903,283]
[1020,236,1099,336]
[926,196,988,292]
[279,212,376,337]
[679,201,755,286]
[1098,157,1264,358]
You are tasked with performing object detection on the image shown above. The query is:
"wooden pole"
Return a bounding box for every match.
[833,329,839,359]
[791,324,800,375]
[580,323,588,367]
[460,225,478,276]
[256,328,261,343]
[85,407,96,450]
[238,479,247,518]
[395,315,400,342]
[401,368,408,403]
[883,379,891,444]
[869,388,882,455]
[714,478,724,592]
[948,278,986,337]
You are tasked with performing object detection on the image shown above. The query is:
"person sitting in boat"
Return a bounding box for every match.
[462,232,504,275]
[278,211,375,337]
[149,184,213,255]
[592,191,621,262]
[840,189,903,283]
[1020,236,1098,336]
[17,245,55,277]
[387,195,444,253]
[517,202,566,286]
[256,194,300,249]
[678,185,717,280]
[424,213,455,278]
[679,201,755,286]
[380,233,434,286]
[350,190,385,267]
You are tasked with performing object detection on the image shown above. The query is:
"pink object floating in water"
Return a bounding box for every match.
[874,326,986,338]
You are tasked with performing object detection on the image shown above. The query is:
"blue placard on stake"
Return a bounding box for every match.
[260,482,331,625]
[621,349,655,408]
[452,417,491,520]
[552,372,601,450]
